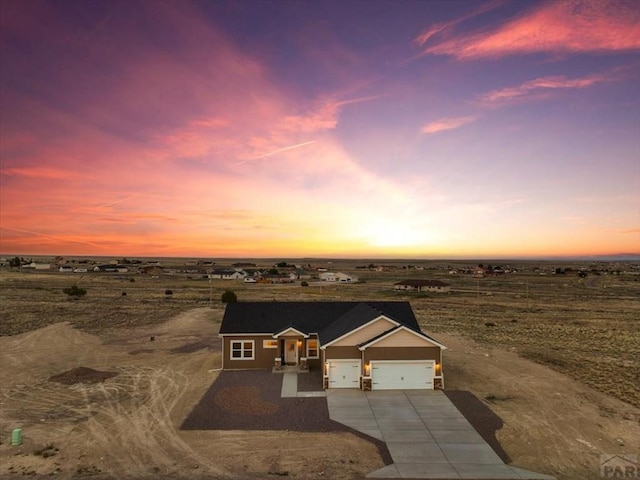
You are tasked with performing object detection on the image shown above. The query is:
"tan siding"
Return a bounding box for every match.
[223,336,276,370]
[331,317,396,346]
[280,331,302,337]
[364,347,440,363]
[324,346,361,359]
[367,329,441,348]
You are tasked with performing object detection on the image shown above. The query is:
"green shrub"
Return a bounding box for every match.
[221,289,237,303]
[62,285,86,297]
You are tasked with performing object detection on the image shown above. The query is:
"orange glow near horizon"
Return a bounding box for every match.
[1,1,638,260]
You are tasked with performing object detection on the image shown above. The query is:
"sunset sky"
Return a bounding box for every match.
[1,0,639,259]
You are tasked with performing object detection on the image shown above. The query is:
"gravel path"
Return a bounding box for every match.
[182,370,346,432]
[297,367,323,392]
[180,370,392,465]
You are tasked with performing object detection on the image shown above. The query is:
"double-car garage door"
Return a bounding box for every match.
[371,360,435,390]
[328,359,435,390]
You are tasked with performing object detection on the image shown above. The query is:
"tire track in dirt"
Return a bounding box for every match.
[0,312,226,478]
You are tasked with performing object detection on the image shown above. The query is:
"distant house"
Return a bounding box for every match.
[394,280,451,293]
[319,272,358,283]
[58,266,73,273]
[473,269,486,278]
[94,264,118,272]
[209,269,245,280]
[336,272,357,282]
[139,265,164,275]
[259,274,293,284]
[29,262,51,270]
[289,270,313,281]
[318,272,336,281]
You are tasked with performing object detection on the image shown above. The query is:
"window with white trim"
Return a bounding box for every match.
[231,340,254,359]
[263,339,278,349]
[307,339,319,359]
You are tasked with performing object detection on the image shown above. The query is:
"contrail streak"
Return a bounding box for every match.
[0,226,103,248]
[236,140,316,165]
[98,194,141,208]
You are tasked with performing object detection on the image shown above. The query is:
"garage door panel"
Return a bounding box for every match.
[371,361,434,390]
[328,360,361,388]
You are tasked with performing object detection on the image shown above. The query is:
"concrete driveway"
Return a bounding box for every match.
[327,390,555,480]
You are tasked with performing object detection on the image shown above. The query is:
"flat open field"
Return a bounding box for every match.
[0,258,639,479]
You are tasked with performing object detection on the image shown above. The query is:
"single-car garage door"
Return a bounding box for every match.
[328,360,361,388]
[371,360,434,390]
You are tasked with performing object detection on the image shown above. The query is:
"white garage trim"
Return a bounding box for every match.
[327,359,361,388]
[370,360,435,390]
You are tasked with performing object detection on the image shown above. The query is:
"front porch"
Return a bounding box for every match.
[272,364,310,373]
[270,329,320,373]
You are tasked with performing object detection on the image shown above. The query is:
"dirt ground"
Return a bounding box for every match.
[0,307,638,480]
[0,308,383,480]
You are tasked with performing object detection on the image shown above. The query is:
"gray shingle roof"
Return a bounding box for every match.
[219,301,421,346]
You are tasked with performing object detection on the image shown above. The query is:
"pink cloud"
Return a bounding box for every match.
[480,72,613,103]
[421,116,477,134]
[413,1,504,47]
[1,166,88,180]
[278,95,380,134]
[0,3,444,257]
[418,0,640,59]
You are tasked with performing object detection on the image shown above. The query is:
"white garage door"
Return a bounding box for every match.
[371,361,434,390]
[328,360,361,388]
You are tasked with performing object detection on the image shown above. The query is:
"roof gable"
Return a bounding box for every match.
[319,306,399,348]
[358,325,447,350]
[273,326,309,338]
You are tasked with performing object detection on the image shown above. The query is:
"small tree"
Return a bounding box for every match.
[63,285,87,297]
[221,289,237,303]
[301,281,309,287]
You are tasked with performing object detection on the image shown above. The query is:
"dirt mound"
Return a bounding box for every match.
[48,366,118,385]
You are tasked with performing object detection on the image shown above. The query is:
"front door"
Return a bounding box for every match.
[285,339,298,365]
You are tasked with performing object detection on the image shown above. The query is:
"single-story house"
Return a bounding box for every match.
[289,270,313,280]
[209,269,245,280]
[29,262,51,270]
[138,265,164,275]
[394,279,451,293]
[318,272,358,283]
[219,301,446,390]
